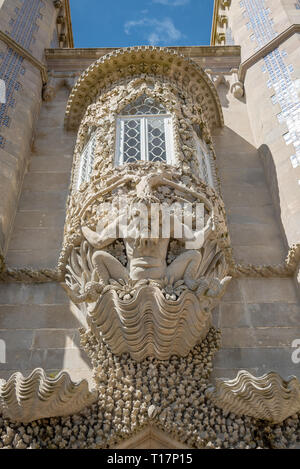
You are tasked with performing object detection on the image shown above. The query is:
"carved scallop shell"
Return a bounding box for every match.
[207,370,300,424]
[87,284,212,361]
[0,369,98,424]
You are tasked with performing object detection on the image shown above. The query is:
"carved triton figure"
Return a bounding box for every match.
[63,169,231,359]
[82,208,221,295]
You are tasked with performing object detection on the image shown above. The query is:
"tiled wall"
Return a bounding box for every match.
[239,0,277,50]
[240,0,300,170]
[0,0,45,148]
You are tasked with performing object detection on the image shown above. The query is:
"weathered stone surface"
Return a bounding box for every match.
[0,368,97,424]
[62,164,231,360]
[207,370,300,424]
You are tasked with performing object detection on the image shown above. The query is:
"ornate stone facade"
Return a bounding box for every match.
[0,0,299,450]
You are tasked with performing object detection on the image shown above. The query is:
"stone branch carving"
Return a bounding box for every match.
[61,164,231,360]
[207,370,300,424]
[0,369,97,424]
[0,267,61,283]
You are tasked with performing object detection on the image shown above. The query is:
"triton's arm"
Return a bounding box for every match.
[82,225,117,250]
[82,215,121,250]
[171,214,215,245]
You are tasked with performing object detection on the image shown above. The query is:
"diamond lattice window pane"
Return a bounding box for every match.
[123,119,142,163]
[122,94,166,116]
[147,117,167,162]
[77,133,96,189]
[116,96,174,166]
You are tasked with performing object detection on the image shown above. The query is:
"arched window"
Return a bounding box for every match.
[76,128,97,189]
[115,94,174,165]
[194,131,215,188]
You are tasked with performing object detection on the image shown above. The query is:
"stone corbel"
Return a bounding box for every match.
[205,69,228,89]
[53,0,63,8]
[61,166,231,361]
[53,0,70,48]
[215,32,226,45]
[56,15,65,25]
[59,32,67,47]
[221,0,231,8]
[230,68,244,98]
[43,72,78,101]
[217,14,228,29]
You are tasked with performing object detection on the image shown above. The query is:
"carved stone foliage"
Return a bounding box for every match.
[61,163,231,360]
[64,46,223,132]
[207,371,300,424]
[0,369,97,424]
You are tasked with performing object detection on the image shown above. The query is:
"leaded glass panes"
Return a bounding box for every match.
[116,95,173,166]
[122,119,142,163]
[76,132,96,189]
[122,94,166,116]
[147,117,167,162]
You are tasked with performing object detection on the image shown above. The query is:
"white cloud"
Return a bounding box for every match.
[152,0,190,6]
[125,17,183,45]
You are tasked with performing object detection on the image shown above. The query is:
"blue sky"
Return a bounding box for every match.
[70,0,215,48]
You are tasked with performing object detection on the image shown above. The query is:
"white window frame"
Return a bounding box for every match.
[115,114,174,166]
[76,132,97,190]
[194,132,215,188]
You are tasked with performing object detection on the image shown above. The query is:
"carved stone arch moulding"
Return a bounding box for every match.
[64,46,224,132]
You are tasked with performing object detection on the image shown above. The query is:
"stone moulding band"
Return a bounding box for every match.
[0,265,61,284]
[0,30,48,85]
[238,24,300,83]
[0,244,299,285]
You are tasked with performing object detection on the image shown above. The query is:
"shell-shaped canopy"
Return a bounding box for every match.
[65,46,223,131]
